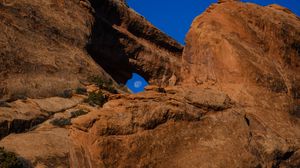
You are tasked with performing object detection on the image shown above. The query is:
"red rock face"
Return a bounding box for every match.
[0,0,183,99]
[0,0,109,99]
[181,1,300,114]
[179,2,300,165]
[0,0,299,168]
[182,1,300,88]
[86,0,183,85]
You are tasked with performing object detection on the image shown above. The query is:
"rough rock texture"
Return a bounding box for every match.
[86,0,183,85]
[0,0,109,99]
[182,1,300,116]
[0,84,299,168]
[0,99,47,139]
[0,0,299,168]
[0,95,84,139]
[0,86,235,167]
[0,0,183,99]
[180,0,300,166]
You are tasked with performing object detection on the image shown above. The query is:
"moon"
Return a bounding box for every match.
[134,80,142,88]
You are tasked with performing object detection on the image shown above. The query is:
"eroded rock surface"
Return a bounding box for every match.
[0,0,183,99]
[86,0,183,85]
[181,1,300,107]
[0,99,47,139]
[0,0,299,168]
[0,87,236,167]
[179,1,300,166]
[0,0,110,99]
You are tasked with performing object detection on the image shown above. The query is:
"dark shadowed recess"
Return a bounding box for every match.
[85,0,133,84]
[85,0,183,84]
[88,0,182,53]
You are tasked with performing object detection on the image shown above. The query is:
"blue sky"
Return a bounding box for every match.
[127,0,300,44]
[125,0,300,93]
[126,73,149,93]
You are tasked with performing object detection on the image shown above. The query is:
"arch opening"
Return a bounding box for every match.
[125,73,149,93]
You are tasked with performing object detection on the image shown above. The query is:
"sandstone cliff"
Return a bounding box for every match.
[87,0,183,85]
[0,0,106,99]
[0,0,299,168]
[0,0,183,99]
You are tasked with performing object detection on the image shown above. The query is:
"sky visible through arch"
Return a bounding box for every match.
[125,0,300,93]
[126,73,149,93]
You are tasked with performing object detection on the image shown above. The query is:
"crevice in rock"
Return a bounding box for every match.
[86,109,204,137]
[0,115,48,139]
[290,104,300,118]
[272,150,295,168]
[244,115,250,126]
[244,115,254,146]
[0,101,10,108]
[0,96,85,139]
[292,41,300,58]
[186,98,232,111]
[141,110,170,130]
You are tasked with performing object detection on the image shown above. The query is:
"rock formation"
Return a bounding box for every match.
[0,0,299,168]
[0,0,182,99]
[0,0,107,99]
[86,0,183,85]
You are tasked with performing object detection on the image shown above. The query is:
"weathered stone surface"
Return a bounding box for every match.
[86,0,183,85]
[0,87,236,167]
[0,0,183,99]
[181,1,300,93]
[181,0,300,127]
[1,86,298,167]
[0,0,110,99]
[166,86,233,111]
[0,0,299,168]
[180,1,300,166]
[32,96,84,113]
[0,99,48,139]
[0,128,70,167]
